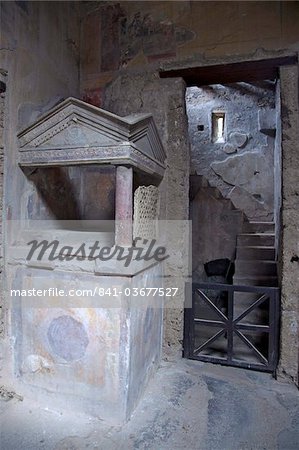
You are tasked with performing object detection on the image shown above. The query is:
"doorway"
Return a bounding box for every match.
[161,57,297,371]
[185,79,280,372]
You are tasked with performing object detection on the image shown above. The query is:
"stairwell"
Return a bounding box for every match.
[234,221,278,287]
[190,174,245,227]
[190,176,279,362]
[190,174,279,289]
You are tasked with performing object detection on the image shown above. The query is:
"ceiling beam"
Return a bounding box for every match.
[159,56,298,86]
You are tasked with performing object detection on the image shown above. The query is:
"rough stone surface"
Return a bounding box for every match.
[1,360,299,449]
[274,81,282,270]
[278,65,299,385]
[223,143,237,154]
[228,185,270,220]
[258,108,277,135]
[104,73,190,359]
[186,83,275,220]
[228,131,248,148]
[133,185,159,240]
[212,150,274,219]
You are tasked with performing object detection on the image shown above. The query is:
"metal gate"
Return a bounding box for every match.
[184,283,280,373]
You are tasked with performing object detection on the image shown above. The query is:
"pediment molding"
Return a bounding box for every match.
[18,98,166,177]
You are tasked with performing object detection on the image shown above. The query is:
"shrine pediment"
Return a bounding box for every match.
[18,98,166,177]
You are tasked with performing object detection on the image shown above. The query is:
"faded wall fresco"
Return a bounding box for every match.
[80,1,299,100]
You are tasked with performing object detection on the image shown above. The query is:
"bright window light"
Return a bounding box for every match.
[212,112,225,142]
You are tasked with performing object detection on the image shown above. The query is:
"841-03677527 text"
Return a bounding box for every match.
[10,287,179,298]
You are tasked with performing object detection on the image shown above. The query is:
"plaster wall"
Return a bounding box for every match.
[1,0,167,417]
[191,190,244,282]
[0,1,80,340]
[25,165,116,221]
[11,262,163,423]
[103,73,190,359]
[80,1,299,101]
[86,1,299,366]
[186,83,276,220]
[278,65,299,385]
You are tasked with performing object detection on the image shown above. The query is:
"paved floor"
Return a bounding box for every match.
[0,359,298,450]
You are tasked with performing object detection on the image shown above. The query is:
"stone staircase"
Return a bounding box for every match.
[234,221,278,287]
[190,174,278,288]
[190,174,245,224]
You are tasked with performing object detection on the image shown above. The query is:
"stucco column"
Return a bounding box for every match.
[115,165,133,247]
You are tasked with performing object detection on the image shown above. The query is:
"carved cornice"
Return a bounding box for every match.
[18,98,166,177]
[19,144,165,177]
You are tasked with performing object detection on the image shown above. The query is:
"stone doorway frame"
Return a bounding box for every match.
[160,54,299,385]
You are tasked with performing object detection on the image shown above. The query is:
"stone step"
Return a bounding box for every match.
[234,260,277,277]
[233,276,278,287]
[208,187,223,200]
[220,198,234,209]
[236,246,276,260]
[230,209,244,217]
[189,175,210,199]
[237,233,275,247]
[242,221,275,233]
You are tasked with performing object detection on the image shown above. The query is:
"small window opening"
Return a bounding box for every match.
[212,112,225,143]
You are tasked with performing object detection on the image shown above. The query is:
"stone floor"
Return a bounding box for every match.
[0,359,298,450]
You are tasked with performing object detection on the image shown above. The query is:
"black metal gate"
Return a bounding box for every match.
[184,283,280,373]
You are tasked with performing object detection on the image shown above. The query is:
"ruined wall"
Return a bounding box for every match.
[278,65,299,385]
[104,74,190,359]
[79,1,299,361]
[80,1,299,102]
[0,1,80,340]
[186,83,276,220]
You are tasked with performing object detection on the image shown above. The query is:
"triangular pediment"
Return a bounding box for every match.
[18,98,166,177]
[38,120,121,148]
[18,98,134,149]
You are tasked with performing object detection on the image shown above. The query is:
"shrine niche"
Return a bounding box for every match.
[9,98,167,424]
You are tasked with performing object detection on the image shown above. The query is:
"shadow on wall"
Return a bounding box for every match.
[25,166,116,222]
